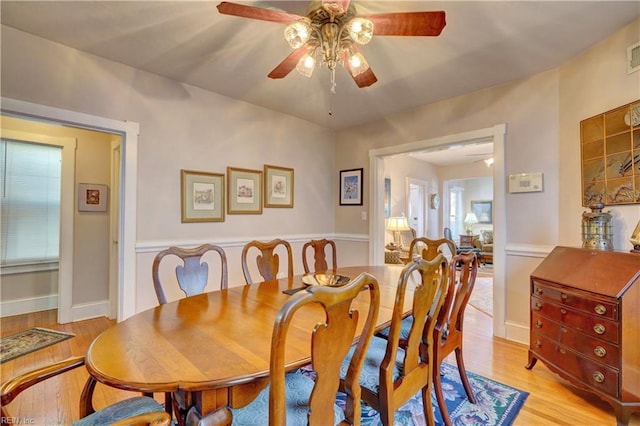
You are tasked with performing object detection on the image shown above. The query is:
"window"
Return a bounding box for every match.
[1,139,62,266]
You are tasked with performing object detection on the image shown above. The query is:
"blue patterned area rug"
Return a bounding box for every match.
[331,363,528,425]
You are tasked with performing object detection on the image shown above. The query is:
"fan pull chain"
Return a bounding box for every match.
[330,68,337,94]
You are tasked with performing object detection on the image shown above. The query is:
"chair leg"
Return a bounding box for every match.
[421,384,436,426]
[433,363,452,426]
[455,347,476,404]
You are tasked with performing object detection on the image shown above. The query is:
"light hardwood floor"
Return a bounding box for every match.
[1,307,638,425]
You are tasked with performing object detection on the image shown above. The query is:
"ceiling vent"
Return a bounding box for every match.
[628,42,640,74]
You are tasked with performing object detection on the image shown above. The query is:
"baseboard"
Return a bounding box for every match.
[71,300,110,322]
[0,295,109,321]
[505,320,529,345]
[0,294,58,318]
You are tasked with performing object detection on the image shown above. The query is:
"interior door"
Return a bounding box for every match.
[407,178,426,236]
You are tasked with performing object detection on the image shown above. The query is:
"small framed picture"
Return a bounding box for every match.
[78,183,108,212]
[181,170,225,222]
[264,164,294,208]
[339,168,363,206]
[227,167,263,214]
[471,200,493,224]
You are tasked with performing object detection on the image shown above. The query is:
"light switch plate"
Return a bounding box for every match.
[508,172,543,193]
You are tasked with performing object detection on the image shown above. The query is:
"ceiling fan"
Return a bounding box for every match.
[216,1,446,91]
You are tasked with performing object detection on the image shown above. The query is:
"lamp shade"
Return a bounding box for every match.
[464,212,479,225]
[387,216,410,232]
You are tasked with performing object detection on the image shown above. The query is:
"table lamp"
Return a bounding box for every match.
[386,216,410,248]
[464,212,478,235]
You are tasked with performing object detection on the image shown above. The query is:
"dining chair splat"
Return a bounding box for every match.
[152,244,228,305]
[302,238,337,273]
[241,239,293,284]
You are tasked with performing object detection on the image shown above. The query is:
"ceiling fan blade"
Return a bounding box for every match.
[322,0,351,15]
[268,46,310,79]
[363,11,446,36]
[351,67,378,88]
[217,2,303,24]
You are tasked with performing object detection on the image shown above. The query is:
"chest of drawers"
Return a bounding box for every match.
[526,246,640,425]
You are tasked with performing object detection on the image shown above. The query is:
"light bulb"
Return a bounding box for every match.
[347,49,369,76]
[284,19,312,49]
[296,53,316,77]
[347,18,373,45]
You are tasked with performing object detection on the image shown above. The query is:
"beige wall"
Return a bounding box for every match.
[1,18,638,333]
[1,25,339,315]
[0,116,112,312]
[558,18,640,247]
[334,19,640,341]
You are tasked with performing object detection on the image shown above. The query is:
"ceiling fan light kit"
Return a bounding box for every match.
[216,1,446,92]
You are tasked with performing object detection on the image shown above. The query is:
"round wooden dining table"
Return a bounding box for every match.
[84,265,412,418]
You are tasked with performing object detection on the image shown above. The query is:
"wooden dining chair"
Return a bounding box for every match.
[151,243,227,424]
[152,243,228,305]
[340,255,449,426]
[186,272,381,425]
[1,356,171,426]
[301,238,337,273]
[241,239,293,284]
[433,251,479,426]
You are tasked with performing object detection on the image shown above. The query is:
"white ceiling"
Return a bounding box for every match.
[1,1,639,163]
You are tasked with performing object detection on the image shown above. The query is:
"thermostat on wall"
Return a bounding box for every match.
[508,172,543,193]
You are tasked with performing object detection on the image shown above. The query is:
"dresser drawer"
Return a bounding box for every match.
[531,313,620,368]
[531,332,620,398]
[532,280,618,320]
[531,297,619,344]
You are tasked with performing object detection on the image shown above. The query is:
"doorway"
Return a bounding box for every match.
[1,97,140,322]
[368,124,508,338]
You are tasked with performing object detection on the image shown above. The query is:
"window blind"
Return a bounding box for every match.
[1,139,62,266]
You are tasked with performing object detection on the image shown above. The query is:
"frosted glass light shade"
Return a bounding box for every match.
[296,53,316,77]
[284,19,312,48]
[347,18,374,45]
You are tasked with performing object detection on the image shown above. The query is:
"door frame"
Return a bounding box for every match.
[369,124,507,338]
[1,97,139,322]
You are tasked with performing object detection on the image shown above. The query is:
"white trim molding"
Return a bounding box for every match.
[0,295,57,318]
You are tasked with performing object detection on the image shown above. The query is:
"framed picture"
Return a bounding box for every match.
[384,178,391,217]
[181,170,225,222]
[78,183,108,212]
[264,164,294,208]
[339,168,363,206]
[227,167,263,214]
[471,200,493,224]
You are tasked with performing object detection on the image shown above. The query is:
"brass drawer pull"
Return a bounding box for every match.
[594,346,606,358]
[593,324,606,335]
[535,340,542,348]
[559,348,566,354]
[535,320,543,328]
[593,371,604,383]
[561,293,567,300]
[560,309,567,315]
[535,287,543,295]
[534,302,542,311]
[561,327,567,333]
[594,304,607,315]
